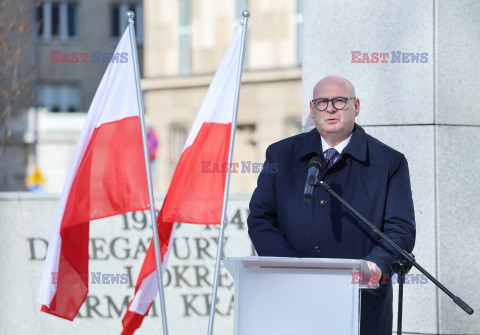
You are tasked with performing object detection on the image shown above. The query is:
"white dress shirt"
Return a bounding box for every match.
[320,133,353,165]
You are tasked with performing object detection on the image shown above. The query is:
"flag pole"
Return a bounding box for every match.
[126,11,169,335]
[207,10,250,335]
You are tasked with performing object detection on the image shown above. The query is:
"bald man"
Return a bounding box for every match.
[247,75,416,334]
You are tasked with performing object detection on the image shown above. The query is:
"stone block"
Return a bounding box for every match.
[436,0,480,126]
[303,0,434,127]
[436,126,480,333]
[364,125,438,333]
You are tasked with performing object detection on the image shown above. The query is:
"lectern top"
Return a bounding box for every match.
[223,256,368,273]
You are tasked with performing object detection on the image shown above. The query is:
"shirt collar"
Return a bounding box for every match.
[321,133,352,155]
[298,124,367,162]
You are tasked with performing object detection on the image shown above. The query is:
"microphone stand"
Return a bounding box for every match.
[392,254,414,335]
[314,180,474,334]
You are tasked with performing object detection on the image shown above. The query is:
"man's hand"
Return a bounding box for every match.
[367,261,382,288]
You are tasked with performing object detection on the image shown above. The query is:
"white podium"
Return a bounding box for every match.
[223,256,374,335]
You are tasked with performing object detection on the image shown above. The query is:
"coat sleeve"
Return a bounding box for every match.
[363,154,416,275]
[247,145,299,257]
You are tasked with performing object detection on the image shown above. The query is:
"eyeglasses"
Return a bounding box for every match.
[311,97,356,111]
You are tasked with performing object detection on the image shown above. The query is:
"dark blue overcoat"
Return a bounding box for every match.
[247,124,416,335]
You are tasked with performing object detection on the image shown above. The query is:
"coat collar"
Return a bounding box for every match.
[297,124,367,162]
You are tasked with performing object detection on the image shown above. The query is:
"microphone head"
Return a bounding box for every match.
[308,156,322,170]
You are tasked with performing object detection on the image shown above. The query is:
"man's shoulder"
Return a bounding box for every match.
[268,129,315,152]
[364,132,405,160]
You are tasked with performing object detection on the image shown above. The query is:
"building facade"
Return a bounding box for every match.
[36,0,144,112]
[1,0,303,194]
[0,0,145,191]
[142,0,303,194]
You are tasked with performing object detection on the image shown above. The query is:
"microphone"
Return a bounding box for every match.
[304,156,322,205]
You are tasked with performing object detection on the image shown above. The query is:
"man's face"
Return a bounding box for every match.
[309,78,359,142]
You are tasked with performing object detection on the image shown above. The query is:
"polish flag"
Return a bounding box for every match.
[37,26,149,320]
[121,26,244,334]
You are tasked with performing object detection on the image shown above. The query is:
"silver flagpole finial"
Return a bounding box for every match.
[126,11,135,21]
[242,10,250,18]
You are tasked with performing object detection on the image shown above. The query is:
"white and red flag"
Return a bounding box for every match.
[37,26,149,320]
[121,26,244,334]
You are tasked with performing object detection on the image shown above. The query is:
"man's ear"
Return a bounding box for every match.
[310,101,315,119]
[354,98,360,117]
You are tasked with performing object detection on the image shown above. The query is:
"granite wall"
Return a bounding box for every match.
[303,1,480,333]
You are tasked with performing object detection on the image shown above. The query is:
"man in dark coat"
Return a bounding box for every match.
[247,75,416,334]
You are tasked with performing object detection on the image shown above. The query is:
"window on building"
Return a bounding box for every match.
[36,5,44,36]
[67,3,78,37]
[179,0,191,76]
[51,2,60,36]
[111,4,120,38]
[110,2,144,44]
[236,123,256,147]
[236,0,248,69]
[168,123,188,177]
[295,0,303,65]
[39,83,81,113]
[37,1,79,41]
[284,115,301,137]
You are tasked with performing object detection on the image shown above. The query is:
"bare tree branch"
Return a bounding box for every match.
[0,0,37,162]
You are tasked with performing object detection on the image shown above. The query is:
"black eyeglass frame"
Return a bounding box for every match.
[311,97,356,112]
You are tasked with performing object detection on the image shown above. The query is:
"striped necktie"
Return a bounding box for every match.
[324,148,339,169]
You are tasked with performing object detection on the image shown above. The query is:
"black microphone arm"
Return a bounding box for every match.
[317,179,474,316]
[303,156,322,205]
